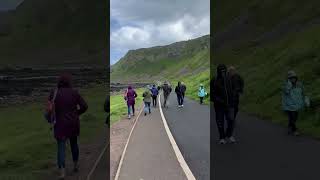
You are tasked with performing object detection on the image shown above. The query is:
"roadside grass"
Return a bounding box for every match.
[110,88,144,125]
[0,84,106,179]
[169,69,210,105]
[214,3,320,138]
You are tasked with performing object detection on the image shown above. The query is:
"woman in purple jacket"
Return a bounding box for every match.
[124,86,137,119]
[49,73,88,179]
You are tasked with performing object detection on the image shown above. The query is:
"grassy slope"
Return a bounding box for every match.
[111,35,210,83]
[110,89,143,124]
[0,84,106,178]
[111,35,211,104]
[214,0,320,137]
[0,0,106,67]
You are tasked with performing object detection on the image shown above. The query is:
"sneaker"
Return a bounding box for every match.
[219,139,226,144]
[144,113,147,116]
[73,162,79,172]
[128,115,131,119]
[228,136,237,143]
[58,168,65,179]
[181,104,184,107]
[293,131,300,136]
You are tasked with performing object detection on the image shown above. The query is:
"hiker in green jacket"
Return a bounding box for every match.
[282,70,306,136]
[143,87,152,116]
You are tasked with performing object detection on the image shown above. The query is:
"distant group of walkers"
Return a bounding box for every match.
[212,64,310,144]
[121,80,208,118]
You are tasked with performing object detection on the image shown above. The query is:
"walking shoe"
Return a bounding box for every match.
[228,136,237,143]
[73,162,79,172]
[144,113,147,116]
[58,168,65,179]
[128,115,131,119]
[219,139,227,144]
[181,104,184,107]
[293,131,300,136]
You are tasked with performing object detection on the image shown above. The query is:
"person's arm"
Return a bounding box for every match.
[77,92,88,115]
[134,91,138,98]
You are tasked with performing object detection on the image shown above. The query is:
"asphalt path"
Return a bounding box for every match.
[211,106,320,180]
[117,103,187,180]
[162,94,210,180]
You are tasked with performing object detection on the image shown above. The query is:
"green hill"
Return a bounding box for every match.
[0,0,107,67]
[214,0,320,137]
[111,35,210,101]
[111,35,210,82]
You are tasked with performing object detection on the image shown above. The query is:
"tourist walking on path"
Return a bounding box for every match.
[212,64,237,144]
[282,70,308,136]
[150,84,159,107]
[175,81,184,108]
[181,82,187,100]
[124,86,137,119]
[228,66,244,120]
[47,73,88,179]
[162,81,172,108]
[143,86,152,116]
[198,84,207,104]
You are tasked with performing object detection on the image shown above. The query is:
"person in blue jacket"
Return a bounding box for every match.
[282,70,305,136]
[198,84,207,104]
[150,84,159,107]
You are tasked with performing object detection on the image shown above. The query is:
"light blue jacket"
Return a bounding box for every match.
[198,87,207,97]
[282,80,305,111]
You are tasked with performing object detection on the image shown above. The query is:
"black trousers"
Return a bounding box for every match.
[199,97,204,104]
[177,94,183,105]
[152,95,157,107]
[286,111,298,133]
[215,106,235,139]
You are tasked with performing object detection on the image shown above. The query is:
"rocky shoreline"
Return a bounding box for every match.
[0,67,106,107]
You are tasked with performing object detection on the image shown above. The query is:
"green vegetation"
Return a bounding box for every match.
[0,0,106,67]
[111,35,211,104]
[214,0,320,137]
[0,84,106,179]
[170,69,210,104]
[110,89,144,124]
[111,35,210,83]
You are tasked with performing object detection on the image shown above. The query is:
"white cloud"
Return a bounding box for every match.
[110,0,210,64]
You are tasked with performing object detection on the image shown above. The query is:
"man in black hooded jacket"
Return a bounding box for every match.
[212,64,237,144]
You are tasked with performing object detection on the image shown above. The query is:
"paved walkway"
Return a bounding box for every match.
[212,107,320,180]
[162,94,210,179]
[117,102,187,180]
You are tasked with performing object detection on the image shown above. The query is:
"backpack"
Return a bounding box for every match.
[44,89,58,124]
[151,87,158,96]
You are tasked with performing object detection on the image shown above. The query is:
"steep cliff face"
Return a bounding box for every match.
[111,35,210,82]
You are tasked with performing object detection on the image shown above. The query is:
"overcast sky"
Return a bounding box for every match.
[110,0,210,65]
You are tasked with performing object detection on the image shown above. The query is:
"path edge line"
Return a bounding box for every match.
[158,94,196,180]
[113,103,144,180]
[86,140,109,180]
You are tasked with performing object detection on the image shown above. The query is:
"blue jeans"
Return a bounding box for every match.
[57,137,79,168]
[127,104,135,115]
[144,102,151,113]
